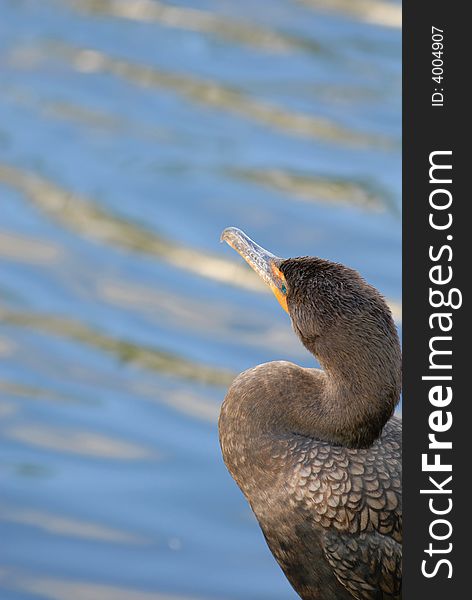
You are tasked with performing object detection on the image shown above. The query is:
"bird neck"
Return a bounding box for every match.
[300,330,401,448]
[219,328,401,487]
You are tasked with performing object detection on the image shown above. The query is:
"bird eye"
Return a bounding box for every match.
[281,283,287,295]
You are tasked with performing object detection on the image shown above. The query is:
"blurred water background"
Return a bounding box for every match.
[0,1,401,599]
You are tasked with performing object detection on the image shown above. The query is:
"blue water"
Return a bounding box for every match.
[0,1,401,599]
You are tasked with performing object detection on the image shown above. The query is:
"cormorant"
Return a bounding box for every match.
[219,227,402,600]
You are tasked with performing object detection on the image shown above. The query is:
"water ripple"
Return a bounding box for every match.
[228,167,392,212]
[0,505,150,544]
[0,163,261,292]
[0,230,62,264]
[0,570,209,600]
[0,306,235,387]
[3,423,156,460]
[297,0,401,29]
[7,42,393,148]
[68,0,323,55]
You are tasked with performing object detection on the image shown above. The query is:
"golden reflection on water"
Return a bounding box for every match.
[96,278,302,353]
[0,163,261,292]
[68,0,320,55]
[229,167,389,212]
[7,42,392,148]
[0,306,235,387]
[136,384,220,423]
[0,227,301,362]
[0,373,219,425]
[0,570,206,600]
[0,506,150,544]
[0,336,16,358]
[1,85,173,142]
[0,164,401,322]
[3,423,156,459]
[0,230,62,264]
[0,380,94,406]
[298,0,401,29]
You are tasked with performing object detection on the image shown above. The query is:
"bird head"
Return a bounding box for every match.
[221,227,401,398]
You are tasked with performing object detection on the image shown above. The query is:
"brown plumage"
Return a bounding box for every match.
[219,228,402,600]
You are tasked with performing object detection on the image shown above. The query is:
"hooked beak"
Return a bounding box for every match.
[221,227,288,313]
